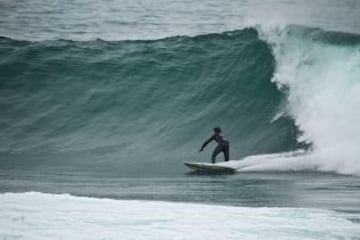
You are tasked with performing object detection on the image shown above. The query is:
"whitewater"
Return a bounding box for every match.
[256,26,360,175]
[1,192,359,240]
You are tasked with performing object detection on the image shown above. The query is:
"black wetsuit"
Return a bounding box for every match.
[201,133,230,163]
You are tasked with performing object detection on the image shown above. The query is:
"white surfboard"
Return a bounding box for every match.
[184,161,237,173]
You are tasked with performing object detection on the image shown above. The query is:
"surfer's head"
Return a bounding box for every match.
[213,127,222,133]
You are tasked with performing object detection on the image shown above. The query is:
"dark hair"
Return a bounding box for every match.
[213,127,222,133]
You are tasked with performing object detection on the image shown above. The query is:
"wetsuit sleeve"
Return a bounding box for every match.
[201,135,215,150]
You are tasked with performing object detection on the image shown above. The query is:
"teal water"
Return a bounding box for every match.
[0,28,307,177]
[0,24,359,213]
[0,1,360,239]
[1,25,360,176]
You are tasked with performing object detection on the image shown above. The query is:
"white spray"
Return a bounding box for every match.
[237,26,360,175]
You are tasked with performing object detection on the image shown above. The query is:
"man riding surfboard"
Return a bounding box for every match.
[199,127,230,163]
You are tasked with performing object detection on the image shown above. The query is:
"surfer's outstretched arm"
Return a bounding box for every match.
[199,135,215,152]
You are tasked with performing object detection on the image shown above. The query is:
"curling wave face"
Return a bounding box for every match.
[0,25,359,175]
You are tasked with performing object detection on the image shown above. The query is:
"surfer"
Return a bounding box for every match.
[199,127,230,163]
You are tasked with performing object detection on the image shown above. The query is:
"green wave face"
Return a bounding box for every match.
[0,28,313,176]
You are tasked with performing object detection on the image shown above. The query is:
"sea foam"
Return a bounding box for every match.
[235,26,360,175]
[0,192,359,240]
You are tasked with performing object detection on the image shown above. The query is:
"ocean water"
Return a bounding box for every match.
[0,0,360,239]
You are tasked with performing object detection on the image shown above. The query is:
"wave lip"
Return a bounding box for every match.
[258,25,360,175]
[1,192,359,240]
